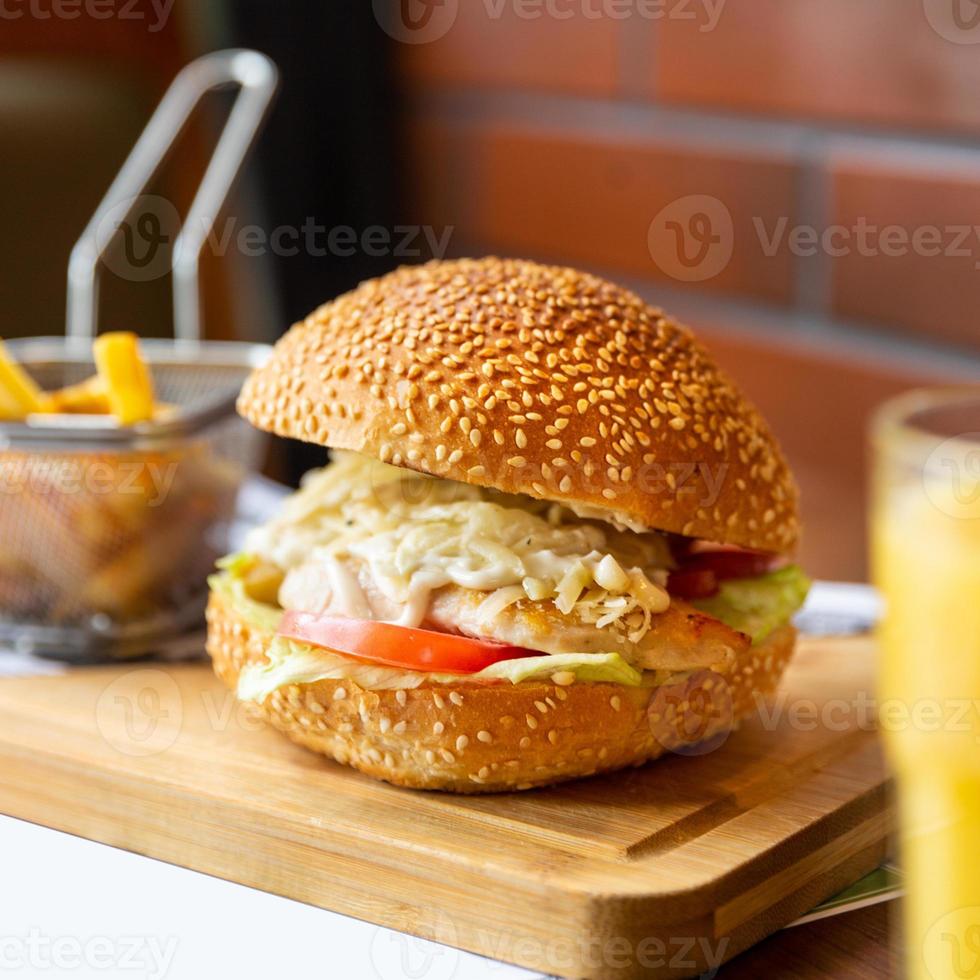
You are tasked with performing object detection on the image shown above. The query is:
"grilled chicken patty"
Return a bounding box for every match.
[278,556,748,674]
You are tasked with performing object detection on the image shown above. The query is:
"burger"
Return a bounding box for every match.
[207,257,809,792]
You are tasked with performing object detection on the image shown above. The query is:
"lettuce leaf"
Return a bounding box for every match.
[215,551,255,575]
[473,652,641,686]
[692,565,810,643]
[209,564,283,633]
[237,637,643,701]
[237,636,435,699]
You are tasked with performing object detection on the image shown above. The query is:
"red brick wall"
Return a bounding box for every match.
[388,0,980,580]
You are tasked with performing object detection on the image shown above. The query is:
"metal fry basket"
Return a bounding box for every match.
[0,50,279,662]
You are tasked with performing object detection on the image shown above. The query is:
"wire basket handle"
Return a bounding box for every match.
[66,49,278,343]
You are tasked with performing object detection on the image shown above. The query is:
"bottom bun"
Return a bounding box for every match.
[206,590,797,793]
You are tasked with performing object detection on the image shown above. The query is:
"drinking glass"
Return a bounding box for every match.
[871,387,980,980]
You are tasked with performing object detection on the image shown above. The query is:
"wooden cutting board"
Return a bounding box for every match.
[0,636,891,980]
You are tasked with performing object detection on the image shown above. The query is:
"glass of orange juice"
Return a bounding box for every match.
[871,387,980,980]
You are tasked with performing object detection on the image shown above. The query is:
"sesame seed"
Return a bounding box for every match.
[379,717,391,734]
[393,721,407,734]
[525,714,538,729]
[552,671,575,686]
[395,690,407,706]
[477,730,493,743]
[333,688,347,701]
[534,701,549,714]
[433,693,445,709]
[456,735,470,751]
[449,692,463,706]
[610,695,622,711]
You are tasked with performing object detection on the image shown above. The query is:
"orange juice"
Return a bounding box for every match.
[872,390,980,980]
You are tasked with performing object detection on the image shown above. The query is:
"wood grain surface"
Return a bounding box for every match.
[0,636,892,980]
[719,901,894,978]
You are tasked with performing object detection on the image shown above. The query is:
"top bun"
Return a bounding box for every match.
[238,258,799,553]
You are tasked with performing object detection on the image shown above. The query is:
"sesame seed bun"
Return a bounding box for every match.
[238,257,799,553]
[206,589,797,793]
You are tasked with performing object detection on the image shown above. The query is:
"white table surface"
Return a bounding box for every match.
[0,816,534,980]
[0,479,881,979]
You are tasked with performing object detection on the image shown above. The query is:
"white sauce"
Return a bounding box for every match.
[247,451,671,638]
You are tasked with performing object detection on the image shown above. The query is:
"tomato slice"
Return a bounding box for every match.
[665,567,718,599]
[684,549,780,581]
[277,611,540,674]
[667,548,781,599]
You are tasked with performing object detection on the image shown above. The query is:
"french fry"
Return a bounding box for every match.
[93,331,156,425]
[0,340,44,420]
[41,375,111,415]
